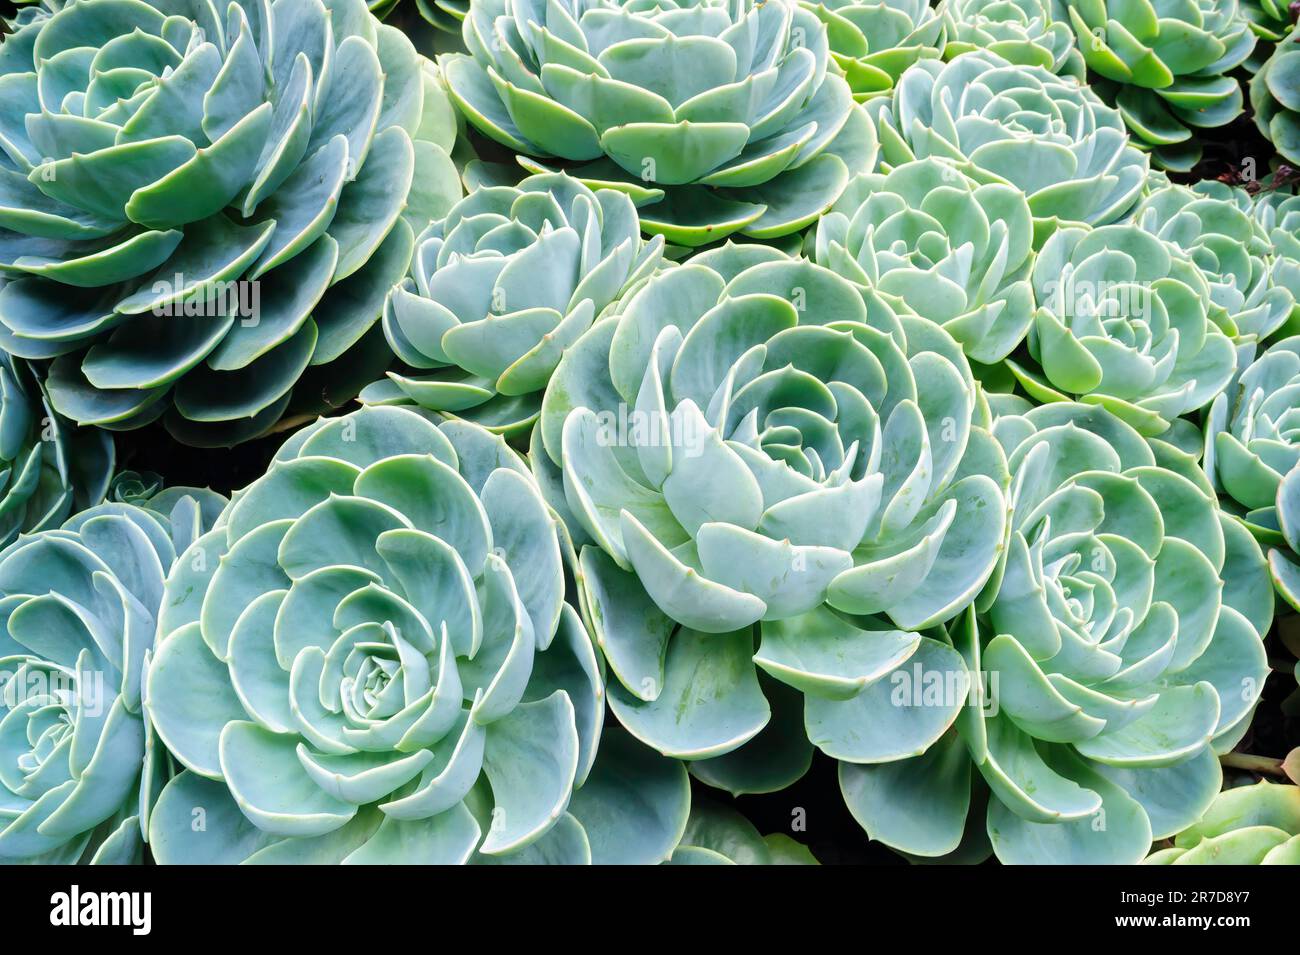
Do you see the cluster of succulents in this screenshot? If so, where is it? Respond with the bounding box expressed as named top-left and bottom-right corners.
top-left (1, 0), bottom-right (1299, 868)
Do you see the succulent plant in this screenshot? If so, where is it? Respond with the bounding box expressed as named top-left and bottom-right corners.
top-left (144, 405), bottom-right (623, 863)
top-left (814, 157), bottom-right (1036, 364)
top-left (0, 0), bottom-right (462, 447)
top-left (805, 0), bottom-right (945, 101)
top-left (1007, 223), bottom-right (1237, 436)
top-left (1136, 181), bottom-right (1295, 345)
top-left (839, 400), bottom-right (1272, 864)
top-left (1251, 26), bottom-right (1300, 166)
top-left (1242, 0), bottom-right (1298, 42)
top-left (107, 470), bottom-right (164, 506)
top-left (1147, 781), bottom-right (1300, 863)
top-left (0, 488), bottom-right (224, 864)
top-left (869, 51), bottom-right (1148, 245)
top-left (1205, 335), bottom-right (1300, 531)
top-left (535, 242), bottom-right (1008, 782)
top-left (414, 0), bottom-right (471, 31)
top-left (441, 0), bottom-right (878, 247)
top-left (1252, 187), bottom-right (1300, 340)
top-left (0, 350), bottom-right (113, 548)
top-left (669, 798), bottom-right (819, 863)
top-left (1065, 0), bottom-right (1257, 171)
top-left (360, 173), bottom-right (663, 438)
top-left (939, 0), bottom-right (1084, 77)
top-left (1205, 334), bottom-right (1300, 611)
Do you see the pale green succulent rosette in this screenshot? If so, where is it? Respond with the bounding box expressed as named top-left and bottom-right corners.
top-left (1251, 28), bottom-right (1300, 169)
top-left (0, 0), bottom-right (462, 447)
top-left (441, 0), bottom-right (878, 248)
top-left (537, 242), bottom-right (1009, 789)
top-left (1206, 335), bottom-right (1300, 610)
top-left (939, 0), bottom-right (1084, 77)
top-left (1251, 188), bottom-right (1300, 341)
top-left (1009, 223), bottom-right (1237, 437)
top-left (1205, 336), bottom-right (1300, 540)
top-left (107, 470), bottom-right (164, 506)
top-left (360, 173), bottom-right (664, 439)
top-left (839, 400), bottom-right (1272, 865)
top-left (144, 406), bottom-right (628, 863)
top-left (804, 0), bottom-right (945, 102)
top-left (0, 488), bottom-right (225, 864)
top-left (814, 157), bottom-right (1036, 364)
top-left (1147, 781), bottom-right (1300, 863)
top-left (1065, 0), bottom-right (1257, 172)
top-left (869, 51), bottom-right (1149, 246)
top-left (0, 350), bottom-right (114, 548)
top-left (1136, 182), bottom-right (1295, 346)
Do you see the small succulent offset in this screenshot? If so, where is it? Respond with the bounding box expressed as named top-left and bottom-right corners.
top-left (0, 488), bottom-right (224, 864)
top-left (839, 401), bottom-right (1272, 864)
top-left (441, 0), bottom-right (877, 247)
top-left (107, 470), bottom-right (164, 506)
top-left (0, 350), bottom-right (113, 548)
top-left (1250, 27), bottom-right (1300, 166)
top-left (1065, 0), bottom-right (1257, 171)
top-left (1147, 781), bottom-right (1300, 864)
top-left (537, 243), bottom-right (1008, 781)
top-left (145, 406), bottom-right (613, 863)
top-left (804, 0), bottom-right (945, 101)
top-left (0, 0), bottom-right (461, 446)
top-left (1008, 223), bottom-right (1237, 436)
top-left (814, 157), bottom-right (1036, 365)
top-left (1136, 181), bottom-right (1295, 345)
top-left (362, 173), bottom-right (664, 439)
top-left (939, 0), bottom-right (1084, 77)
top-left (869, 51), bottom-right (1149, 245)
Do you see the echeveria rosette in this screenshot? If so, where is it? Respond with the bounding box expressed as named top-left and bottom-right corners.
top-left (361, 173), bottom-right (664, 439)
top-left (1136, 181), bottom-right (1295, 346)
top-left (1065, 0), bottom-right (1256, 171)
top-left (537, 242), bottom-right (1009, 787)
top-left (869, 51), bottom-right (1149, 245)
top-left (1008, 223), bottom-right (1237, 437)
top-left (1203, 335), bottom-right (1300, 611)
top-left (1147, 780), bottom-right (1300, 863)
top-left (939, 0), bottom-right (1084, 77)
top-left (0, 0), bottom-right (462, 447)
top-left (107, 470), bottom-right (164, 506)
top-left (814, 157), bottom-right (1036, 365)
top-left (1252, 187), bottom-right (1300, 338)
top-left (1251, 27), bottom-right (1300, 166)
top-left (0, 350), bottom-right (113, 548)
top-left (804, 0), bottom-right (944, 101)
top-left (441, 0), bottom-right (878, 247)
top-left (0, 488), bottom-right (225, 864)
top-left (144, 405), bottom-right (618, 864)
top-left (839, 401), bottom-right (1273, 865)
